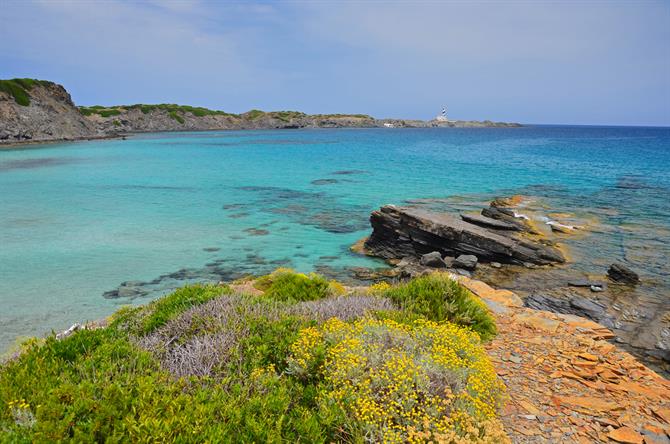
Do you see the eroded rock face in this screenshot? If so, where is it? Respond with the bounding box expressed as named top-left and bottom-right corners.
top-left (364, 205), bottom-right (565, 266)
top-left (0, 82), bottom-right (100, 144)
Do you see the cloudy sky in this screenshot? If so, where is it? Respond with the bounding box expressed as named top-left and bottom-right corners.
top-left (1, 0), bottom-right (669, 125)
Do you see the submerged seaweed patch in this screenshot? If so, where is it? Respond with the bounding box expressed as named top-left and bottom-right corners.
top-left (237, 185), bottom-right (369, 234)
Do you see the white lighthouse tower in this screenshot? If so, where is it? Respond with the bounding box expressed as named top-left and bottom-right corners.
top-left (435, 106), bottom-right (448, 122)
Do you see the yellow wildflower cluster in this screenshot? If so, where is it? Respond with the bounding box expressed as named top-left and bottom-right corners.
top-left (7, 399), bottom-right (30, 411)
top-left (328, 280), bottom-right (347, 296)
top-left (7, 399), bottom-right (36, 428)
top-left (288, 318), bottom-right (508, 443)
top-left (367, 281), bottom-right (391, 294)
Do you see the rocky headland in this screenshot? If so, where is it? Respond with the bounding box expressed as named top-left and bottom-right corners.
top-left (0, 78), bottom-right (521, 145)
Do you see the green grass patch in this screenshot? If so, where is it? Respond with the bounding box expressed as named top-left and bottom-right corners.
top-left (380, 272), bottom-right (497, 340)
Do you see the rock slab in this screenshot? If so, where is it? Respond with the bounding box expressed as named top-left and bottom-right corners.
top-left (364, 205), bottom-right (565, 266)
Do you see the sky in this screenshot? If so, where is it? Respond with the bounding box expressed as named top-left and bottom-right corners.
top-left (1, 0), bottom-right (669, 126)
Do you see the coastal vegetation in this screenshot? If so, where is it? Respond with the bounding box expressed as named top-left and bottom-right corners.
top-left (0, 78), bottom-right (54, 106)
top-left (78, 104), bottom-right (239, 119)
top-left (0, 270), bottom-right (506, 442)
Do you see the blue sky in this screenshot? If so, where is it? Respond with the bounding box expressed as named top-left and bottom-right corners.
top-left (1, 0), bottom-right (669, 125)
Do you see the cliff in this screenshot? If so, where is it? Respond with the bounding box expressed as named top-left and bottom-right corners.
top-left (0, 79), bottom-right (100, 144)
top-left (0, 78), bottom-right (522, 145)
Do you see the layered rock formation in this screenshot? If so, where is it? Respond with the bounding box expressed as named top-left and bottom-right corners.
top-left (364, 205), bottom-right (565, 266)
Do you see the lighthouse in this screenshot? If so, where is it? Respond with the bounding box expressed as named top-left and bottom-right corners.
top-left (435, 106), bottom-right (448, 122)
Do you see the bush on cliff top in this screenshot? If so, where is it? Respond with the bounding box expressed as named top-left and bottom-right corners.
top-left (381, 272), bottom-right (498, 341)
top-left (0, 78), bottom-right (53, 106)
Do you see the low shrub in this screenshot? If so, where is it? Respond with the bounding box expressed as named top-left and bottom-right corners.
top-left (381, 272), bottom-right (497, 340)
top-left (139, 284), bottom-right (231, 334)
top-left (254, 269), bottom-right (335, 302)
top-left (287, 317), bottom-right (508, 443)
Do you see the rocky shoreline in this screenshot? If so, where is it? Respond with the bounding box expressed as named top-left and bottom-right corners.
top-left (0, 78), bottom-right (522, 145)
top-left (354, 196), bottom-right (670, 376)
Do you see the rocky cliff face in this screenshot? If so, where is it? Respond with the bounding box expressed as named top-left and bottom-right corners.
top-left (0, 80), bottom-right (100, 144)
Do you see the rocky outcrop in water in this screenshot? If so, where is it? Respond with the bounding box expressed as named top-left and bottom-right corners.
top-left (364, 205), bottom-right (565, 266)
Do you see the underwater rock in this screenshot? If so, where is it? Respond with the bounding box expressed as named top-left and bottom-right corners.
top-left (330, 170), bottom-right (369, 175)
top-left (311, 178), bottom-right (338, 185)
top-left (244, 228), bottom-right (270, 236)
top-left (608, 263), bottom-right (640, 284)
top-left (364, 205), bottom-right (565, 266)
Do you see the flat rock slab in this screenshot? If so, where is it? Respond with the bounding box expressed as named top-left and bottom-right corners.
top-left (461, 213), bottom-right (521, 231)
top-left (365, 205), bottom-right (565, 266)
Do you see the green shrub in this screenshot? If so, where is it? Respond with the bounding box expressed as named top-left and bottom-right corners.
top-left (168, 110), bottom-right (185, 124)
top-left (381, 272), bottom-right (497, 340)
top-left (254, 269), bottom-right (334, 302)
top-left (246, 109), bottom-right (265, 120)
top-left (0, 80), bottom-right (31, 106)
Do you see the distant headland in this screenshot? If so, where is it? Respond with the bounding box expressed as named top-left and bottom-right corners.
top-left (0, 78), bottom-right (521, 145)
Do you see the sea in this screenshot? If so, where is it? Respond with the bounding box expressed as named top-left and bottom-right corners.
top-left (1, 126), bottom-right (669, 353)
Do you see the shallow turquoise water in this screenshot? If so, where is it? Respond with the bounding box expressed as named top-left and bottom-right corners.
top-left (1, 126), bottom-right (669, 350)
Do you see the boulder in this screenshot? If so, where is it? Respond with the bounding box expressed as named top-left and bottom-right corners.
top-left (453, 254), bottom-right (478, 270)
top-left (608, 263), bottom-right (640, 284)
top-left (419, 251), bottom-right (446, 268)
top-left (364, 205), bottom-right (565, 266)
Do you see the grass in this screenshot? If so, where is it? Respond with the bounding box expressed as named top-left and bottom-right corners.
top-left (380, 272), bottom-right (498, 341)
top-left (0, 78), bottom-right (53, 106)
top-left (0, 272), bottom-right (504, 442)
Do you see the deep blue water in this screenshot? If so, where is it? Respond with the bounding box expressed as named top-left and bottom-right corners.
top-left (1, 126), bottom-right (669, 351)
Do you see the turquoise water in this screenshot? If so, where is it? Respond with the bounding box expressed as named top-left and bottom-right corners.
top-left (1, 126), bottom-right (669, 351)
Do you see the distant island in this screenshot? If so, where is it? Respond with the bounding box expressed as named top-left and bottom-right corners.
top-left (0, 78), bottom-right (521, 145)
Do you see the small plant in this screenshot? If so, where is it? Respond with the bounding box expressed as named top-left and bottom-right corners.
top-left (381, 272), bottom-right (497, 340)
top-left (254, 269), bottom-right (337, 302)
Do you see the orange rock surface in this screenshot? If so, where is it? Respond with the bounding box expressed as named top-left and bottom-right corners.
top-left (458, 275), bottom-right (670, 443)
